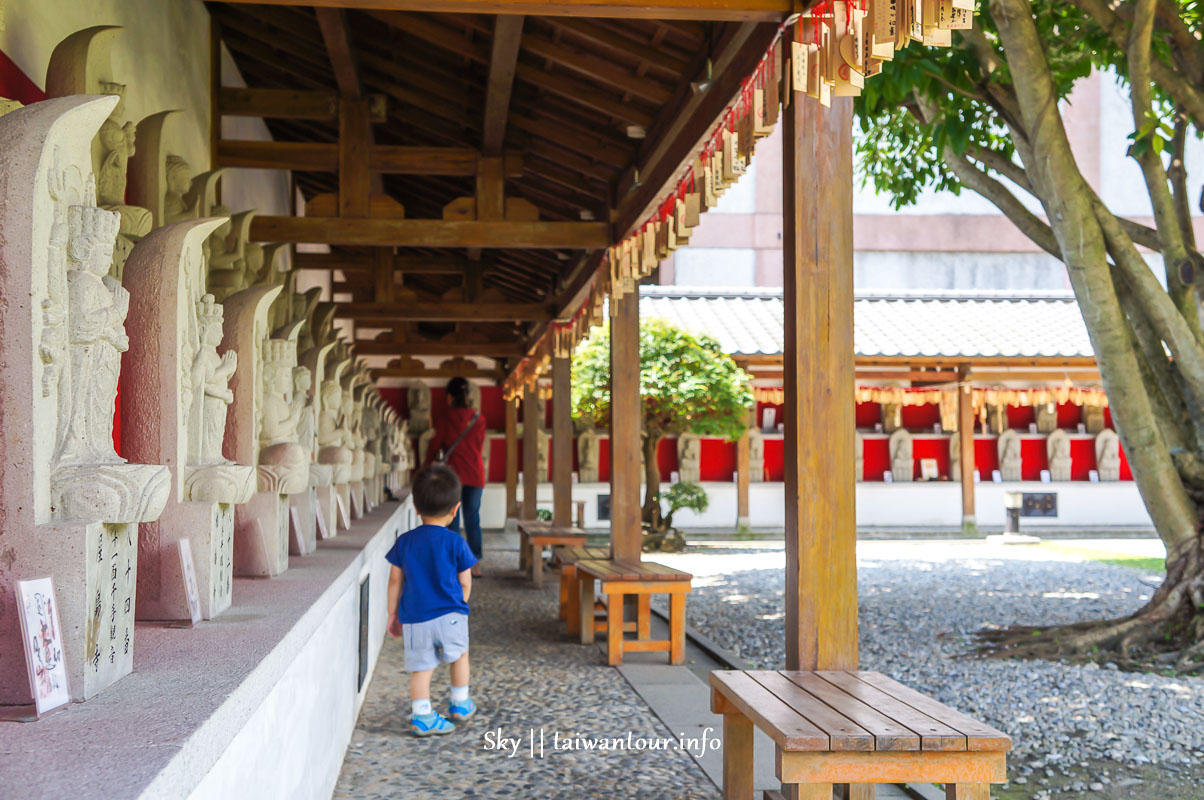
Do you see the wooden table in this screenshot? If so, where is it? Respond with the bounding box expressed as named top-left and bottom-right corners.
top-left (710, 670), bottom-right (1011, 800)
top-left (576, 559), bottom-right (692, 666)
top-left (516, 520), bottom-right (586, 587)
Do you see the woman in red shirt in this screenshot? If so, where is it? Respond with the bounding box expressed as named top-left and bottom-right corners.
top-left (424, 377), bottom-right (486, 575)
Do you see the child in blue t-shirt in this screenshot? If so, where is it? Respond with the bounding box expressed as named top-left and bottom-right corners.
top-left (386, 464), bottom-right (479, 736)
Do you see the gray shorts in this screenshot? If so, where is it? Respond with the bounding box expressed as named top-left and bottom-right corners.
top-left (402, 612), bottom-right (469, 673)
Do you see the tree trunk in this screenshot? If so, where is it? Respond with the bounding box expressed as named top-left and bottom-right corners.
top-left (641, 433), bottom-right (661, 525)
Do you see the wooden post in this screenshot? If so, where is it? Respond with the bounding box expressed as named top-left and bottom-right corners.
top-left (781, 82), bottom-right (858, 671)
top-left (958, 364), bottom-right (977, 534)
top-left (736, 428), bottom-right (750, 530)
top-left (552, 354), bottom-right (573, 527)
top-left (609, 290), bottom-right (642, 562)
top-left (522, 386), bottom-right (539, 520)
top-left (505, 396), bottom-right (518, 518)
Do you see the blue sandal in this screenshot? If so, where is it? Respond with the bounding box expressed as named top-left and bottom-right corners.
top-left (411, 712), bottom-right (456, 736)
top-left (449, 697), bottom-right (476, 721)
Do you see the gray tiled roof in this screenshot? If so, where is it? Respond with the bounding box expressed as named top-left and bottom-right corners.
top-left (639, 287), bottom-right (1094, 359)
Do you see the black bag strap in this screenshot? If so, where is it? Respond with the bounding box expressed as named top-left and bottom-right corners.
top-left (438, 410), bottom-right (480, 462)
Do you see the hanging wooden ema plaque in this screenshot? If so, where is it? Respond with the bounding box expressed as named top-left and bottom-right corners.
top-left (640, 222), bottom-right (657, 275)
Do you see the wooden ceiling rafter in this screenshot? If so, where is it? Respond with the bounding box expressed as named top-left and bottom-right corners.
top-left (206, 1), bottom-right (799, 23)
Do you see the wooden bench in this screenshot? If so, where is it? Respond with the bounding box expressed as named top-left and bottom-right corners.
top-left (575, 559), bottom-right (692, 666)
top-left (710, 670), bottom-right (1011, 800)
top-left (559, 545), bottom-right (610, 634)
top-left (516, 520), bottom-right (586, 588)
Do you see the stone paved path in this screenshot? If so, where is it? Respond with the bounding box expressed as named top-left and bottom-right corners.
top-left (334, 548), bottom-right (719, 800)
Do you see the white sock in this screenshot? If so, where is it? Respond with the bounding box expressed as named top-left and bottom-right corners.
top-left (412, 698), bottom-right (432, 716)
top-left (450, 684), bottom-right (470, 703)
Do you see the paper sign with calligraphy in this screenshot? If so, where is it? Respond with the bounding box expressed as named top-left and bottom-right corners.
top-left (16, 578), bottom-right (71, 715)
top-left (178, 540), bottom-right (202, 626)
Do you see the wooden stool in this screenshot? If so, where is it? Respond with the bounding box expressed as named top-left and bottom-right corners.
top-left (576, 559), bottom-right (692, 666)
top-left (710, 670), bottom-right (1011, 800)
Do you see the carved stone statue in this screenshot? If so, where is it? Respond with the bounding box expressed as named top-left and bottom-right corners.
top-left (94, 83), bottom-right (151, 276)
top-left (418, 427), bottom-right (436, 465)
top-left (318, 377), bottom-right (353, 485)
top-left (998, 429), bottom-right (1022, 481)
top-left (748, 427), bottom-right (765, 483)
top-left (854, 430), bottom-right (863, 482)
top-left (1036, 402), bottom-right (1058, 434)
top-left (256, 337), bottom-right (309, 498)
top-left (949, 433), bottom-right (961, 482)
top-left (677, 432), bottom-right (702, 484)
top-left (1083, 404), bottom-right (1105, 434)
top-left (578, 429), bottom-right (600, 483)
top-left (881, 403), bottom-right (902, 433)
top-left (537, 427), bottom-right (551, 483)
top-left (986, 404), bottom-right (1008, 435)
top-left (188, 295), bottom-right (238, 466)
top-left (1047, 429), bottom-right (1071, 481)
top-left (294, 366), bottom-right (315, 455)
top-left (1096, 429), bottom-right (1121, 481)
top-left (889, 428), bottom-right (913, 482)
top-left (408, 383), bottom-right (432, 434)
top-left (467, 382), bottom-right (481, 411)
top-left (164, 155), bottom-right (199, 224)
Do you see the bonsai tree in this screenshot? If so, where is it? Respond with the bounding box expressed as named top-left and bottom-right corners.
top-left (571, 316), bottom-right (753, 524)
top-left (643, 482), bottom-right (709, 553)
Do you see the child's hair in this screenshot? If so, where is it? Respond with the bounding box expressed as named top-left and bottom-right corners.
top-left (412, 464), bottom-right (462, 518)
top-left (445, 376), bottom-right (471, 409)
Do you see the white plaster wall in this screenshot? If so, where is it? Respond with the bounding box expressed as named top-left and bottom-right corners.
top-left (481, 482), bottom-right (1152, 530)
top-left (170, 499), bottom-right (409, 800)
top-left (853, 251), bottom-right (1071, 292)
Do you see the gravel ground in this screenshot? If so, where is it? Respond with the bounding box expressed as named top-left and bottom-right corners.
top-left (652, 541), bottom-right (1204, 799)
top-left (334, 547), bottom-right (717, 800)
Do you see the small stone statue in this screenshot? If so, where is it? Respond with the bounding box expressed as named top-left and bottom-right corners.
top-left (881, 403), bottom-right (902, 433)
top-left (56, 205), bottom-right (127, 466)
top-left (293, 366), bottom-right (315, 455)
top-left (577, 429), bottom-right (600, 483)
top-left (748, 427), bottom-right (765, 483)
top-left (1036, 402), bottom-right (1058, 434)
top-left (95, 83), bottom-right (152, 276)
top-left (408, 383), bottom-right (432, 434)
top-left (164, 155), bottom-right (199, 224)
top-left (998, 429), bottom-right (1022, 481)
top-left (418, 428), bottom-right (435, 465)
top-left (1096, 429), bottom-right (1121, 481)
top-left (889, 428), bottom-right (913, 482)
top-left (188, 294), bottom-right (237, 466)
top-left (677, 432), bottom-right (702, 483)
top-left (987, 404), bottom-right (1008, 435)
top-left (259, 340), bottom-right (303, 449)
top-left (1047, 429), bottom-right (1071, 481)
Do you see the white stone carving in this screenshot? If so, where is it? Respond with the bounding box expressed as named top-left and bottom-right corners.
top-left (889, 428), bottom-right (913, 482)
top-left (677, 432), bottom-right (702, 484)
top-left (408, 383), bottom-right (432, 434)
top-left (124, 217), bottom-right (256, 624)
top-left (0, 96), bottom-right (169, 704)
top-left (998, 429), bottom-right (1022, 481)
top-left (986, 404), bottom-right (1008, 435)
top-left (577, 429), bottom-right (600, 483)
top-left (1096, 429), bottom-right (1121, 481)
top-left (1047, 429), bottom-right (1071, 481)
top-left (749, 427), bottom-right (765, 483)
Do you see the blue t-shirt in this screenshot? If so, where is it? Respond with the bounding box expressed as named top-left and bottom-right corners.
top-left (385, 525), bottom-right (478, 624)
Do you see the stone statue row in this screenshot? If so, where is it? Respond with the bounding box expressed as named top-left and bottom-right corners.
top-left (879, 428), bottom-right (1122, 483)
top-left (0, 92), bottom-right (411, 708)
top-left (880, 399), bottom-right (1107, 436)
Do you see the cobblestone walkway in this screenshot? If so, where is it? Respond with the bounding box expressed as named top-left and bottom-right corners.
top-left (334, 549), bottom-right (719, 800)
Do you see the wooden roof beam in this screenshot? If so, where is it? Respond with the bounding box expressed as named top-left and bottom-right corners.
top-left (251, 217), bottom-right (610, 248)
top-left (336, 302), bottom-right (554, 322)
top-left (315, 7), bottom-right (362, 98)
top-left (352, 340), bottom-right (524, 357)
top-left (371, 365), bottom-right (504, 380)
top-left (482, 15), bottom-right (524, 155)
top-left (217, 141), bottom-right (523, 176)
top-left (208, 1), bottom-right (799, 22)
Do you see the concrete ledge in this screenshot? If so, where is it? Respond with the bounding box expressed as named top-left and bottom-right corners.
top-left (0, 499), bottom-right (412, 800)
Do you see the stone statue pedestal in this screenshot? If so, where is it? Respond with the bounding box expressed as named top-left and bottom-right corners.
top-left (236, 447), bottom-right (308, 576)
top-left (319, 446), bottom-right (352, 533)
top-left (291, 464), bottom-right (331, 554)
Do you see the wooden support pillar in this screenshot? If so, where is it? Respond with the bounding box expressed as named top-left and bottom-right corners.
top-left (523, 386), bottom-right (539, 519)
top-left (610, 290), bottom-right (641, 562)
top-left (958, 364), bottom-right (977, 534)
top-left (781, 84), bottom-right (857, 671)
top-left (552, 354), bottom-right (573, 527)
top-left (736, 428), bottom-right (750, 530)
top-left (373, 246), bottom-right (394, 303)
top-left (338, 98), bottom-right (372, 218)
top-left (505, 396), bottom-right (518, 518)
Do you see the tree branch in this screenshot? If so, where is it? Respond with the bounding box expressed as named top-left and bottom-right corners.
top-left (966, 144), bottom-right (1034, 194)
top-left (1069, 0), bottom-right (1204, 130)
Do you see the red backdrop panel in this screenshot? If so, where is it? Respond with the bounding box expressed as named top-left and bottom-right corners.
top-left (911, 437), bottom-right (949, 479)
top-left (862, 438), bottom-right (890, 481)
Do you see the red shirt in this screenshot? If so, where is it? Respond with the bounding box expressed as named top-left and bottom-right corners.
top-left (425, 407), bottom-right (486, 488)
